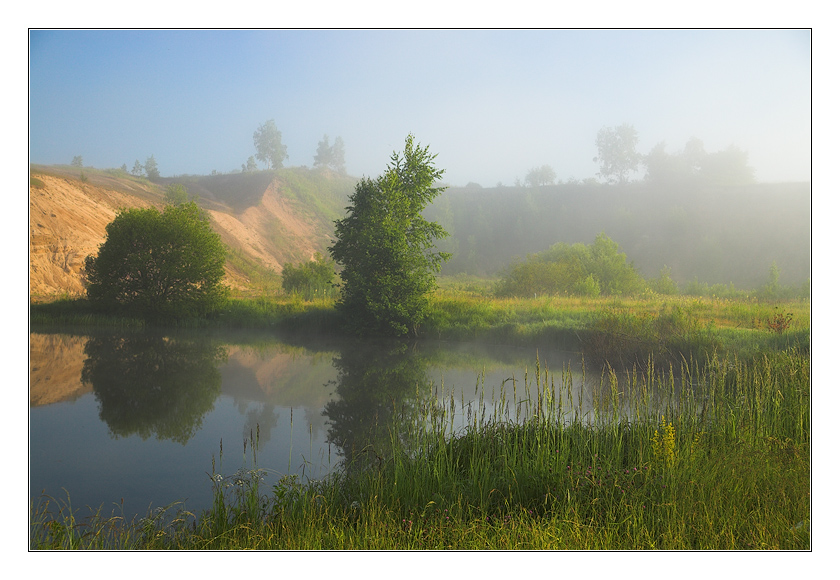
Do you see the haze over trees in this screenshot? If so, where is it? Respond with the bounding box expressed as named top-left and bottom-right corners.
top-left (144, 155), bottom-right (160, 180)
top-left (314, 135), bottom-right (346, 174)
top-left (241, 155), bottom-right (258, 173)
top-left (329, 134), bottom-right (450, 337)
top-left (495, 233), bottom-right (645, 298)
top-left (525, 165), bottom-right (556, 187)
top-left (594, 124), bottom-right (642, 184)
top-left (644, 137), bottom-right (754, 186)
top-left (253, 119), bottom-right (288, 170)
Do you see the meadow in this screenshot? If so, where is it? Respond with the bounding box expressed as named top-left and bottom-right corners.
top-left (29, 285), bottom-right (810, 550)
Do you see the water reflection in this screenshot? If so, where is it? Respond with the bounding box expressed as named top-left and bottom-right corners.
top-left (323, 340), bottom-right (428, 472)
top-left (81, 333), bottom-right (227, 444)
top-left (32, 329), bottom-right (592, 520)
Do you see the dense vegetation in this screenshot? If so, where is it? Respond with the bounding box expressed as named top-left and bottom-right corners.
top-left (281, 252), bottom-right (337, 300)
top-left (495, 233), bottom-right (645, 298)
top-left (31, 344), bottom-right (809, 549)
top-left (83, 202), bottom-right (228, 318)
top-left (30, 152), bottom-right (810, 550)
top-left (426, 180), bottom-right (810, 290)
top-left (329, 135), bottom-right (450, 337)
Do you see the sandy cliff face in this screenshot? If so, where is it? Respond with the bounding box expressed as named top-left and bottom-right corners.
top-left (207, 180), bottom-right (326, 280)
top-left (29, 333), bottom-right (92, 406)
top-left (29, 169), bottom-right (336, 299)
top-left (29, 175), bottom-right (157, 298)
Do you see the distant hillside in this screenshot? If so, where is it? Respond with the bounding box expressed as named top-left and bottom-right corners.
top-left (29, 165), bottom-right (356, 299)
top-left (427, 180), bottom-right (811, 289)
top-left (29, 164), bottom-right (811, 301)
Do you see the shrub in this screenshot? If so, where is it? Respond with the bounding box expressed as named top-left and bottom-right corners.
top-left (281, 252), bottom-right (337, 300)
top-left (84, 202), bottom-right (228, 318)
top-left (496, 233), bottom-right (644, 298)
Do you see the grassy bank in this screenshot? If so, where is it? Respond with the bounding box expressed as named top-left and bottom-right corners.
top-left (30, 347), bottom-right (810, 549)
top-left (31, 291), bottom-right (809, 354)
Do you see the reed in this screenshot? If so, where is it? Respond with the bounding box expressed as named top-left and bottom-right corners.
top-left (31, 346), bottom-right (809, 550)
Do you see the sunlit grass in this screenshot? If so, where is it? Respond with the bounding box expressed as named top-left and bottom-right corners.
top-left (31, 290), bottom-right (809, 363)
top-left (31, 347), bottom-right (810, 550)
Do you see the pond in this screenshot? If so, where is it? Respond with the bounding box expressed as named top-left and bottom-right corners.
top-left (30, 328), bottom-right (636, 523)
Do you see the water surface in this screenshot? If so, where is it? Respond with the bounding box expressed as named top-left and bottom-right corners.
top-left (30, 329), bottom-right (589, 522)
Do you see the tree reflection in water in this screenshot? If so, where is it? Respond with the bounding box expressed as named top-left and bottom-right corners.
top-left (323, 340), bottom-right (429, 473)
top-left (82, 333), bottom-right (227, 444)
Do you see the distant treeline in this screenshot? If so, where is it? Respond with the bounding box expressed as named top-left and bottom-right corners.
top-left (427, 181), bottom-right (810, 290)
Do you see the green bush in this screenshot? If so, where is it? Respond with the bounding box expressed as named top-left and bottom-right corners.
top-left (281, 252), bottom-right (337, 300)
top-left (648, 266), bottom-right (679, 295)
top-left (496, 233), bottom-right (644, 298)
top-left (84, 202), bottom-right (228, 318)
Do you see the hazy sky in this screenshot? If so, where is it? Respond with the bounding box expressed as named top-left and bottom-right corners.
top-left (29, 29), bottom-right (811, 186)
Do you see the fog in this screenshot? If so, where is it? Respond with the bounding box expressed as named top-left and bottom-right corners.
top-left (28, 30), bottom-right (811, 186)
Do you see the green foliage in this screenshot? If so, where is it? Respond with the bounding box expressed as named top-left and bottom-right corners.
top-left (164, 183), bottom-right (190, 205)
top-left (71, 155), bottom-right (83, 167)
top-left (253, 119), bottom-right (288, 170)
top-left (131, 160), bottom-right (143, 176)
top-left (649, 265), bottom-right (679, 295)
top-left (496, 233), bottom-right (644, 298)
top-left (762, 261), bottom-right (781, 298)
top-left (329, 134), bottom-right (450, 336)
top-left (575, 273), bottom-right (601, 297)
top-left (31, 348), bottom-right (809, 550)
top-left (84, 202), bottom-right (228, 318)
top-left (282, 252), bottom-right (337, 300)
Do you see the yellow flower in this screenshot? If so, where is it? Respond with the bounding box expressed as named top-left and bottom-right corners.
top-left (651, 416), bottom-right (676, 466)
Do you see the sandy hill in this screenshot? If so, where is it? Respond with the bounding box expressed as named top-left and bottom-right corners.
top-left (29, 165), bottom-right (356, 300)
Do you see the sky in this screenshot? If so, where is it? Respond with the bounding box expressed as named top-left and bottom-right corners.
top-left (29, 29), bottom-right (812, 186)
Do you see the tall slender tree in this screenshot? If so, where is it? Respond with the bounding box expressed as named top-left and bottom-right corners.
top-left (329, 134), bottom-right (450, 336)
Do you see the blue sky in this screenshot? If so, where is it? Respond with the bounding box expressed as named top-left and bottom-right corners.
top-left (29, 29), bottom-right (811, 186)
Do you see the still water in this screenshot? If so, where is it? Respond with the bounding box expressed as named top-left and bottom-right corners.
top-left (30, 329), bottom-right (594, 522)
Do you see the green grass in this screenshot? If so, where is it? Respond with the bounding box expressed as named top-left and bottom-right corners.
top-left (31, 347), bottom-right (810, 550)
top-left (31, 291), bottom-right (809, 359)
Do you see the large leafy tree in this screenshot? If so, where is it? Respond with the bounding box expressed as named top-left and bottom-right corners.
top-left (329, 134), bottom-right (450, 336)
top-left (84, 202), bottom-right (228, 318)
top-left (253, 119), bottom-right (288, 169)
